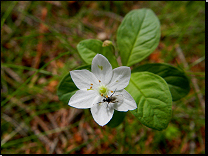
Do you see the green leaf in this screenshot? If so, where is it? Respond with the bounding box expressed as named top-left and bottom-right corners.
top-left (77, 39), bottom-right (118, 68)
top-left (132, 63), bottom-right (190, 101)
top-left (117, 8), bottom-right (160, 66)
top-left (57, 65), bottom-right (91, 104)
top-left (126, 72), bottom-right (172, 131)
top-left (107, 111), bottom-right (127, 128)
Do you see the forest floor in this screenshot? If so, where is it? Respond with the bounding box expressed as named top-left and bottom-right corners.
top-left (1, 1), bottom-right (205, 154)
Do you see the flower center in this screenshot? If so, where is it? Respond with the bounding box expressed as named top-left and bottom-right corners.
top-left (98, 85), bottom-right (108, 96)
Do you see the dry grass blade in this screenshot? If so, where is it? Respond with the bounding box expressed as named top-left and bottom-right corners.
top-left (2, 67), bottom-right (23, 83)
top-left (175, 44), bottom-right (205, 115)
top-left (2, 113), bottom-right (28, 137)
top-left (1, 122), bottom-right (27, 146)
top-left (92, 10), bottom-right (123, 22)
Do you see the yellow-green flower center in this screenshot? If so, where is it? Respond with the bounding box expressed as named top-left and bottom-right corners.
top-left (99, 85), bottom-right (108, 96)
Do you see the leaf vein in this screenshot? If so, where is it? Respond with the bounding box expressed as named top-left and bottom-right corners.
top-left (127, 9), bottom-right (147, 65)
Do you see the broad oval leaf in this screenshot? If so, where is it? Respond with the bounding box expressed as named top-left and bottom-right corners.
top-left (126, 72), bottom-right (172, 131)
top-left (132, 63), bottom-right (190, 101)
top-left (57, 65), bottom-right (91, 104)
top-left (77, 39), bottom-right (118, 68)
top-left (117, 8), bottom-right (160, 66)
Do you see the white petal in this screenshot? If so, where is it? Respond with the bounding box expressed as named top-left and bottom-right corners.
top-left (68, 89), bottom-right (101, 109)
top-left (70, 70), bottom-right (99, 90)
top-left (108, 66), bottom-right (131, 91)
top-left (113, 89), bottom-right (137, 111)
top-left (90, 102), bottom-right (114, 126)
top-left (91, 54), bottom-right (113, 85)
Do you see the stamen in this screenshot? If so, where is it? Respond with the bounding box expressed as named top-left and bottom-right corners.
top-left (106, 95), bottom-right (108, 98)
top-left (99, 80), bottom-right (101, 83)
top-left (111, 91), bottom-right (113, 93)
top-left (90, 86), bottom-right (92, 89)
top-left (101, 93), bottom-right (103, 96)
top-left (91, 83), bottom-right (93, 85)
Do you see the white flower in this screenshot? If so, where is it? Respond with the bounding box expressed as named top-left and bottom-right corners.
top-left (68, 54), bottom-right (137, 126)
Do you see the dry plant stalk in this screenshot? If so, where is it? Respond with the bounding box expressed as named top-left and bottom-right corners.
top-left (175, 44), bottom-right (205, 115)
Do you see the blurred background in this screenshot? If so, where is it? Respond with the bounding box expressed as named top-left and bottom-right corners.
top-left (1, 1), bottom-right (205, 154)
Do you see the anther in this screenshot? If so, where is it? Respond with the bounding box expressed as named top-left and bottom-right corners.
top-left (91, 83), bottom-right (93, 85)
top-left (90, 86), bottom-right (92, 89)
top-left (106, 95), bottom-right (108, 98)
top-left (111, 91), bottom-right (113, 93)
top-left (99, 80), bottom-right (101, 83)
top-left (101, 93), bottom-right (103, 96)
